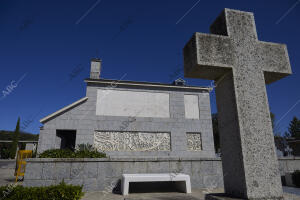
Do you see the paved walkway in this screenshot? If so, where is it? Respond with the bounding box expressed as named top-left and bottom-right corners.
top-left (82, 189), bottom-right (223, 200)
top-left (0, 163), bottom-right (300, 200)
top-left (283, 186), bottom-right (300, 197)
top-left (0, 160), bottom-right (16, 186)
top-left (82, 188), bottom-right (300, 200)
top-left (0, 168), bottom-right (16, 186)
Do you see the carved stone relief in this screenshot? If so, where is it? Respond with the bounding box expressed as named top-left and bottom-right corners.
top-left (187, 133), bottom-right (202, 151)
top-left (94, 131), bottom-right (171, 151)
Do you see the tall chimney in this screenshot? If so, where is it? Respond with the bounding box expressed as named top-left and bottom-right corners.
top-left (90, 58), bottom-right (101, 79)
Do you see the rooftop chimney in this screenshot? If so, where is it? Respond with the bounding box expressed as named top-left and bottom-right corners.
top-left (90, 58), bottom-right (101, 79)
top-left (172, 78), bottom-right (186, 86)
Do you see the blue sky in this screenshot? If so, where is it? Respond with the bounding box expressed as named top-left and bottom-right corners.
top-left (0, 0), bottom-right (299, 135)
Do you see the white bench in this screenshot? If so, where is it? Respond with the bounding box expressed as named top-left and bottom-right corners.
top-left (121, 173), bottom-right (191, 195)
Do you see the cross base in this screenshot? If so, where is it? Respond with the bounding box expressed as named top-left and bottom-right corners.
top-left (205, 193), bottom-right (284, 200)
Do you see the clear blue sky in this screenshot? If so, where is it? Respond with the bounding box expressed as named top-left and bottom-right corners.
top-left (0, 0), bottom-right (299, 135)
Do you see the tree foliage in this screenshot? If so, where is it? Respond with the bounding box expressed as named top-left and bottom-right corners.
top-left (0, 128), bottom-right (38, 159)
top-left (9, 118), bottom-right (20, 159)
top-left (0, 130), bottom-right (38, 141)
top-left (287, 116), bottom-right (300, 139)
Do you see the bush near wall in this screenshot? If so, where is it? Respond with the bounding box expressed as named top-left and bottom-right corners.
top-left (0, 181), bottom-right (84, 200)
top-left (292, 170), bottom-right (300, 187)
top-left (39, 146), bottom-right (106, 158)
top-left (0, 143), bottom-right (11, 159)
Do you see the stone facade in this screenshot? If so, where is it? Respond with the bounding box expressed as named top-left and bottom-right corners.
top-left (23, 157), bottom-right (300, 192)
top-left (24, 157), bottom-right (224, 192)
top-left (38, 77), bottom-right (215, 158)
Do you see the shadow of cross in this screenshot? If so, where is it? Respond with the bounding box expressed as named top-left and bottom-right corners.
top-left (183, 9), bottom-right (292, 199)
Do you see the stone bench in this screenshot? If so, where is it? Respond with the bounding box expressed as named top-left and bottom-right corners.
top-left (121, 173), bottom-right (192, 195)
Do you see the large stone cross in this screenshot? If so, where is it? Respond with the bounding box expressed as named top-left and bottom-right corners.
top-left (183, 9), bottom-right (292, 199)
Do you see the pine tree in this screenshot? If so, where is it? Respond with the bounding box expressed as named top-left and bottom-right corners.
top-left (288, 116), bottom-right (300, 139)
top-left (9, 117), bottom-right (20, 159)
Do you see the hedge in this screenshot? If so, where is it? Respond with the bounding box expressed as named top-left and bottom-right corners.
top-left (38, 144), bottom-right (106, 158)
top-left (0, 181), bottom-right (84, 200)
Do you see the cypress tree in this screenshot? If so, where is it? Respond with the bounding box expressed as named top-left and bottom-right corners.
top-left (9, 117), bottom-right (20, 159)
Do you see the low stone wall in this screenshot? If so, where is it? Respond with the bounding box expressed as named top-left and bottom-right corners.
top-left (0, 160), bottom-right (15, 169)
top-left (23, 157), bottom-right (223, 192)
top-left (278, 157), bottom-right (300, 187)
top-left (23, 157), bottom-right (300, 192)
top-left (278, 157), bottom-right (300, 175)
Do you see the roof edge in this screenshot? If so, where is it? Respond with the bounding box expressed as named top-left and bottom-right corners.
top-left (40, 97), bottom-right (88, 124)
top-left (84, 78), bottom-right (212, 91)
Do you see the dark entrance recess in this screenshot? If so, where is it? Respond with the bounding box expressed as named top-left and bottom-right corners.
top-left (129, 181), bottom-right (184, 194)
top-left (56, 130), bottom-right (76, 150)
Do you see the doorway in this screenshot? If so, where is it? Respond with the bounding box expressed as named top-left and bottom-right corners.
top-left (56, 130), bottom-right (76, 150)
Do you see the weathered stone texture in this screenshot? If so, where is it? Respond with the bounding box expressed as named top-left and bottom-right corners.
top-left (94, 131), bottom-right (171, 152)
top-left (23, 158), bottom-right (300, 192)
top-left (24, 158), bottom-right (223, 192)
top-left (184, 8), bottom-right (292, 200)
top-left (38, 84), bottom-right (215, 158)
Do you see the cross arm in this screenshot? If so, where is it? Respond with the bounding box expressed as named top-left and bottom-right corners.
top-left (183, 32), bottom-right (234, 80)
top-left (257, 41), bottom-right (292, 84)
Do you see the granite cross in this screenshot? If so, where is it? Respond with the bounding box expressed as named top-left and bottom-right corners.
top-left (183, 9), bottom-right (292, 199)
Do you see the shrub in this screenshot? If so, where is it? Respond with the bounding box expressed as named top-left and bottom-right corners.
top-left (0, 144), bottom-right (11, 159)
top-left (39, 149), bottom-right (74, 158)
top-left (39, 144), bottom-right (106, 158)
top-left (292, 170), bottom-right (300, 187)
top-left (76, 143), bottom-right (94, 151)
top-left (0, 180), bottom-right (84, 200)
top-left (73, 149), bottom-right (106, 158)
top-left (74, 143), bottom-right (106, 158)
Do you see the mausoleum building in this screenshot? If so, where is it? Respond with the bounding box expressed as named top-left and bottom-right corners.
top-left (37, 58), bottom-right (216, 158)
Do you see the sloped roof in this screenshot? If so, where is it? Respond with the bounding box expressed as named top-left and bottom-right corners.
top-left (40, 97), bottom-right (88, 123)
